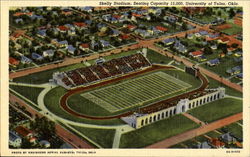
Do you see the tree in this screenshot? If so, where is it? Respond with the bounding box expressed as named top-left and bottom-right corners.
top-left (204, 46), bottom-right (213, 55)
top-left (229, 8), bottom-right (236, 19)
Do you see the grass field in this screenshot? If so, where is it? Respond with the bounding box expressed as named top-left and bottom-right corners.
top-left (205, 131), bottom-right (221, 138)
top-left (188, 98), bottom-right (242, 123)
top-left (220, 23), bottom-right (242, 35)
top-left (146, 49), bottom-right (173, 64)
top-left (119, 114), bottom-right (199, 148)
top-left (44, 87), bottom-right (125, 125)
top-left (9, 85), bottom-right (44, 104)
top-left (81, 71), bottom-right (191, 113)
top-left (222, 123), bottom-right (242, 139)
top-left (69, 125), bottom-right (116, 148)
top-left (207, 76), bottom-right (242, 97)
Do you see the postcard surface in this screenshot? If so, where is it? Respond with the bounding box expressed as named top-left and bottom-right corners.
top-left (1, 0), bottom-right (249, 156)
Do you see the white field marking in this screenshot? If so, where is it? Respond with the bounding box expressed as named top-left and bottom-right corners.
top-left (81, 71), bottom-right (191, 112)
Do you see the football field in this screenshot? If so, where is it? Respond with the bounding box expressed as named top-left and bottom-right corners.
top-left (81, 71), bottom-right (191, 112)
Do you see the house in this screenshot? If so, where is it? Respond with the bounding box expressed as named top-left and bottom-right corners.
top-left (100, 40), bottom-right (110, 48)
top-left (226, 66), bottom-right (242, 75)
top-left (68, 29), bottom-right (76, 36)
top-left (57, 25), bottom-right (69, 33)
top-left (67, 45), bottom-right (76, 55)
top-left (73, 22), bottom-right (87, 29)
top-left (161, 38), bottom-right (175, 46)
top-left (218, 37), bottom-right (230, 44)
top-left (174, 41), bottom-right (187, 54)
top-left (58, 40), bottom-right (68, 48)
top-left (80, 6), bottom-right (93, 13)
top-left (197, 55), bottom-right (207, 62)
top-left (207, 33), bottom-right (219, 40)
top-left (127, 24), bottom-right (137, 31)
top-left (219, 53), bottom-right (226, 58)
top-left (134, 29), bottom-right (151, 38)
top-left (30, 15), bottom-right (44, 20)
top-left (155, 26), bottom-right (168, 33)
top-left (79, 43), bottom-right (90, 51)
top-left (207, 58), bottom-right (220, 66)
top-left (15, 126), bottom-right (33, 139)
top-left (21, 56), bottom-right (32, 64)
top-left (189, 50), bottom-right (203, 58)
top-left (61, 10), bottom-right (72, 16)
top-left (9, 57), bottom-right (20, 66)
top-left (85, 20), bottom-right (92, 25)
top-left (43, 50), bottom-right (55, 57)
top-left (199, 31), bottom-right (209, 37)
top-left (220, 133), bottom-right (237, 144)
top-left (97, 23), bottom-right (107, 30)
top-left (110, 17), bottom-right (118, 23)
top-left (111, 29), bottom-right (120, 37)
top-left (119, 34), bottom-right (130, 40)
top-left (209, 138), bottom-right (225, 148)
top-left (211, 45), bottom-right (218, 50)
top-left (64, 24), bottom-right (75, 30)
top-left (9, 131), bottom-right (22, 148)
top-left (15, 18), bottom-right (23, 24)
top-left (102, 14), bottom-right (112, 22)
top-left (37, 29), bottom-right (46, 38)
top-left (132, 13), bottom-right (142, 17)
top-left (187, 33), bottom-right (194, 39)
top-left (31, 53), bottom-right (43, 61)
top-left (197, 141), bottom-right (211, 149)
top-left (165, 16), bottom-right (177, 23)
top-left (96, 58), bottom-right (106, 64)
top-left (234, 56), bottom-right (242, 63)
top-left (234, 51), bottom-right (242, 57)
top-left (236, 73), bottom-right (243, 79)
top-left (39, 140), bottom-right (51, 148)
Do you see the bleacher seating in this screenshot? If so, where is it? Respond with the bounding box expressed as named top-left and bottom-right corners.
top-left (58, 53), bottom-right (151, 88)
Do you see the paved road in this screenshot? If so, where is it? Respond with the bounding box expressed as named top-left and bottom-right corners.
top-left (146, 112), bottom-right (242, 148)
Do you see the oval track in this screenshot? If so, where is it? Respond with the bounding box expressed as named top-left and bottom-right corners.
top-left (60, 65), bottom-right (208, 120)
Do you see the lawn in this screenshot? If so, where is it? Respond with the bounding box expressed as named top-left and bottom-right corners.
top-left (188, 98), bottom-right (242, 123)
top-left (44, 86), bottom-right (125, 125)
top-left (220, 23), bottom-right (242, 35)
top-left (9, 85), bottom-right (44, 104)
top-left (147, 49), bottom-right (173, 64)
top-left (205, 131), bottom-right (221, 138)
top-left (9, 90), bottom-right (41, 112)
top-left (207, 76), bottom-right (242, 97)
top-left (103, 49), bottom-right (138, 60)
top-left (182, 139), bottom-right (197, 148)
top-left (69, 125), bottom-right (116, 148)
top-left (223, 123), bottom-right (242, 139)
top-left (119, 114), bottom-right (199, 148)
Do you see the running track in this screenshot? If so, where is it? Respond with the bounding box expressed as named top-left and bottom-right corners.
top-left (60, 65), bottom-right (208, 120)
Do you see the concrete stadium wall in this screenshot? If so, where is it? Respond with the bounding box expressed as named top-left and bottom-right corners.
top-left (128, 88), bottom-right (226, 129)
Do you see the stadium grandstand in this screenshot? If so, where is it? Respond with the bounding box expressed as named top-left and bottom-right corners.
top-left (53, 53), bottom-right (151, 89)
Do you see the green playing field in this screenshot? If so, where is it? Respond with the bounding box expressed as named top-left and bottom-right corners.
top-left (81, 71), bottom-right (191, 112)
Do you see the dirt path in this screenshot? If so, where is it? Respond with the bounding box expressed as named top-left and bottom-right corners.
top-left (146, 112), bottom-right (242, 148)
